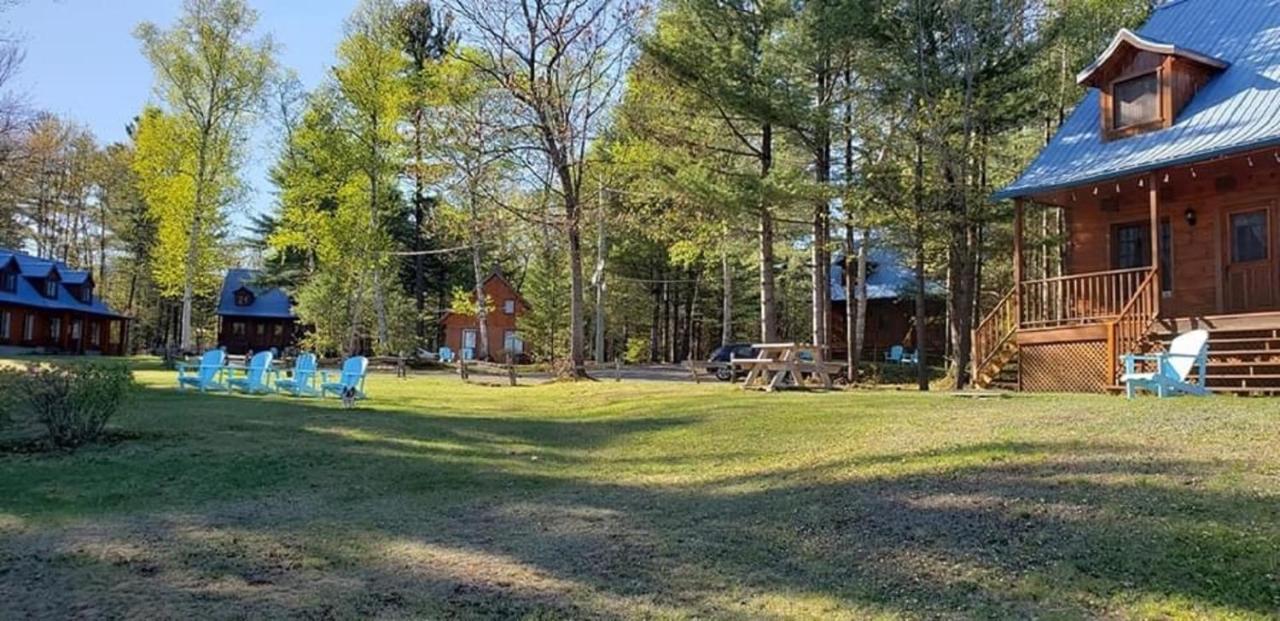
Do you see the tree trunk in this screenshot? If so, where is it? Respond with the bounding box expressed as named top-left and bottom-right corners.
top-left (469, 182), bottom-right (490, 361)
top-left (179, 139), bottom-right (209, 353)
top-left (721, 247), bottom-right (732, 346)
top-left (567, 199), bottom-right (587, 376)
top-left (758, 123), bottom-right (778, 343)
top-left (413, 106), bottom-right (427, 342)
top-left (914, 133), bottom-right (929, 391)
top-left (593, 198), bottom-right (607, 363)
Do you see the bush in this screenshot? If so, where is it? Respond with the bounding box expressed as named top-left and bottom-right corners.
top-left (17, 363), bottom-right (135, 449)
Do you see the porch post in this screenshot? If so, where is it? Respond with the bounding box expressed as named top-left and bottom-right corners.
top-left (1013, 198), bottom-right (1025, 328)
top-left (1148, 172), bottom-right (1161, 318)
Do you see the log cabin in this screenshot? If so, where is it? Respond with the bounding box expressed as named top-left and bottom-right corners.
top-left (0, 249), bottom-right (129, 355)
top-left (829, 246), bottom-right (946, 363)
top-left (215, 269), bottom-right (299, 355)
top-left (978, 0), bottom-right (1280, 394)
top-left (441, 272), bottom-right (529, 362)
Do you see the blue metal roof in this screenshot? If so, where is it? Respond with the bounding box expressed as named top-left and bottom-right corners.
top-left (216, 269), bottom-right (296, 319)
top-left (830, 246), bottom-right (945, 302)
top-left (996, 0), bottom-right (1280, 200)
top-left (0, 249), bottom-right (125, 318)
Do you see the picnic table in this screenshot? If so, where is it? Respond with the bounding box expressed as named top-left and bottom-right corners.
top-left (731, 342), bottom-right (842, 392)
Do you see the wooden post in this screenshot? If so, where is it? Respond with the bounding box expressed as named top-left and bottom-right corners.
top-left (688, 357), bottom-right (701, 384)
top-left (1013, 198), bottom-right (1025, 328)
top-left (505, 354), bottom-right (517, 387)
top-left (1148, 172), bottom-right (1161, 318)
top-left (458, 358), bottom-right (469, 382)
top-left (614, 357), bottom-right (621, 382)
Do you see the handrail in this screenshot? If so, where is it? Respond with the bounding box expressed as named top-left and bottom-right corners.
top-left (972, 288), bottom-right (1018, 379)
top-left (1107, 269), bottom-right (1160, 383)
top-left (1020, 267), bottom-right (1152, 329)
top-left (1020, 267), bottom-right (1150, 286)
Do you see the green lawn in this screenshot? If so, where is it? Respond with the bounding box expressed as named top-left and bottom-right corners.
top-left (1, 361), bottom-right (1277, 619)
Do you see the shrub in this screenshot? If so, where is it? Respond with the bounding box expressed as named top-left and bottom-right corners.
top-left (20, 363), bottom-right (135, 449)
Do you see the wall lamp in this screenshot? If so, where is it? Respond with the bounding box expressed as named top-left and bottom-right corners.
top-left (1184, 207), bottom-right (1198, 227)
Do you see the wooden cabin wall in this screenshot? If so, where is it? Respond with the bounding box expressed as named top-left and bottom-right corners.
top-left (1060, 156), bottom-right (1280, 319)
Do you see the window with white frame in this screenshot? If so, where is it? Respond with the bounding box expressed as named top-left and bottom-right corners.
top-left (23, 314), bottom-right (34, 341)
top-left (0, 311), bottom-right (10, 340)
top-left (503, 299), bottom-right (516, 315)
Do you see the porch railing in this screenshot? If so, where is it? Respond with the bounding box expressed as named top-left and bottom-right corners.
top-left (1107, 269), bottom-right (1161, 384)
top-left (1019, 267), bottom-right (1152, 329)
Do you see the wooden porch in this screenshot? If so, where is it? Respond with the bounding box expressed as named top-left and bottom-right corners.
top-left (975, 148), bottom-right (1280, 393)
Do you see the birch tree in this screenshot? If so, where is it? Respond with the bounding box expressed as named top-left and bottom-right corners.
top-left (135, 0), bottom-right (275, 352)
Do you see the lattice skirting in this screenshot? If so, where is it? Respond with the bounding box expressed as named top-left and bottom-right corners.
top-left (1020, 339), bottom-right (1110, 393)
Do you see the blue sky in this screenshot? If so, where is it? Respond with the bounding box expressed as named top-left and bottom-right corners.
top-left (4, 0), bottom-right (354, 231)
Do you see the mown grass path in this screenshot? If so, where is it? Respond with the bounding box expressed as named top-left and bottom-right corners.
top-left (1, 362), bottom-right (1278, 619)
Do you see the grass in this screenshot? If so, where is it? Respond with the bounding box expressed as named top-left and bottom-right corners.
top-left (0, 359), bottom-right (1278, 619)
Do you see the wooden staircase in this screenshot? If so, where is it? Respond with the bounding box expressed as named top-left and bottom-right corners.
top-left (1153, 326), bottom-right (1280, 395)
top-left (972, 291), bottom-right (1018, 390)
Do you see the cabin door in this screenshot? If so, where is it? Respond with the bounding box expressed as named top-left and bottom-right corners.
top-left (1222, 204), bottom-right (1278, 313)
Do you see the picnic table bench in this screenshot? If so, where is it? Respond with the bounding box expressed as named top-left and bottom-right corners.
top-left (731, 342), bottom-right (841, 392)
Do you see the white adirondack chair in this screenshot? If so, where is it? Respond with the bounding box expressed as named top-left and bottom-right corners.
top-left (1120, 329), bottom-right (1210, 399)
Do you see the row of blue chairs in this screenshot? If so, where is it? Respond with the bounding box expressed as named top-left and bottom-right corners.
top-left (176, 350), bottom-right (368, 399)
top-left (437, 347), bottom-right (475, 363)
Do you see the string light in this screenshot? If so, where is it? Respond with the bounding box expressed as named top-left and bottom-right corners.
top-left (1191, 167), bottom-right (1198, 178)
top-left (1248, 156), bottom-right (1255, 167)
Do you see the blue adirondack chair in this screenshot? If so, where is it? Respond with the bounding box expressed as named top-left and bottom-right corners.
top-left (1121, 329), bottom-right (1210, 399)
top-left (321, 356), bottom-right (369, 400)
top-left (274, 352), bottom-right (319, 397)
top-left (228, 350), bottom-right (275, 395)
top-left (884, 345), bottom-right (905, 364)
top-left (439, 347), bottom-right (455, 363)
top-left (177, 349), bottom-right (228, 392)
top-left (461, 347), bottom-right (475, 361)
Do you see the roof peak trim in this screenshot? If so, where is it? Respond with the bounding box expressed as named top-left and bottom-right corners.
top-left (1076, 28), bottom-right (1227, 86)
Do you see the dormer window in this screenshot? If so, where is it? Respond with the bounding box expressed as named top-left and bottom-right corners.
top-left (44, 279), bottom-right (59, 298)
top-left (234, 288), bottom-right (255, 307)
top-left (80, 285), bottom-right (93, 304)
top-left (1078, 29), bottom-right (1227, 142)
top-left (0, 271), bottom-right (15, 293)
top-left (1113, 72), bottom-right (1159, 129)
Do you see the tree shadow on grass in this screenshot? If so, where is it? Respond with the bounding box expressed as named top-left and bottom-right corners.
top-left (2, 385), bottom-right (1278, 619)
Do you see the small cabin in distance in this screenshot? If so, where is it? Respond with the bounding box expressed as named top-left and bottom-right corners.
top-left (441, 272), bottom-right (529, 362)
top-left (0, 248), bottom-right (129, 355)
top-left (977, 0), bottom-right (1280, 394)
top-left (215, 269), bottom-right (299, 355)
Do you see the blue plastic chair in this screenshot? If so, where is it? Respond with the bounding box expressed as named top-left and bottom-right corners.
top-left (274, 352), bottom-right (319, 397)
top-left (439, 347), bottom-right (455, 363)
top-left (1121, 329), bottom-right (1210, 399)
top-left (884, 345), bottom-right (904, 364)
top-left (177, 350), bottom-right (227, 392)
top-left (461, 347), bottom-right (475, 361)
top-left (321, 356), bottom-right (369, 400)
top-left (228, 350), bottom-right (275, 395)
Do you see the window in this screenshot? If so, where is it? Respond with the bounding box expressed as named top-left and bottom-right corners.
top-left (273, 323), bottom-right (284, 336)
top-left (44, 279), bottom-right (58, 298)
top-left (49, 317), bottom-right (61, 340)
top-left (70, 320), bottom-right (81, 340)
top-left (234, 289), bottom-right (254, 307)
top-left (255, 323), bottom-right (265, 336)
top-left (80, 285), bottom-right (93, 303)
top-left (23, 315), bottom-right (34, 341)
top-left (503, 299), bottom-right (516, 315)
top-left (90, 322), bottom-right (100, 346)
top-left (0, 311), bottom-right (10, 340)
top-left (1112, 222), bottom-right (1150, 270)
top-left (1231, 210), bottom-right (1269, 263)
top-left (462, 329), bottom-right (478, 352)
top-left (504, 330), bottom-right (523, 354)
top-left (0, 272), bottom-right (15, 292)
top-left (1113, 72), bottom-right (1160, 129)
top-left (231, 321), bottom-right (246, 336)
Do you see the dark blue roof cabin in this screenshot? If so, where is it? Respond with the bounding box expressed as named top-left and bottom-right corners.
top-left (977, 0), bottom-right (1280, 394)
top-left (216, 269), bottom-right (296, 319)
top-left (216, 269), bottom-right (299, 355)
top-left (0, 248), bottom-right (125, 318)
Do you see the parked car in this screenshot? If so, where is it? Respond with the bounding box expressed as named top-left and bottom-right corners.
top-left (706, 343), bottom-right (759, 381)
